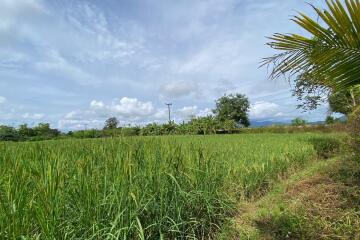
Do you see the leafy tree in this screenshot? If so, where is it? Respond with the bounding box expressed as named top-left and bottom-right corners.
top-left (223, 119), bottom-right (237, 133)
top-left (18, 124), bottom-right (36, 137)
top-left (325, 116), bottom-right (335, 125)
top-left (263, 0), bottom-right (360, 91)
top-left (0, 125), bottom-right (20, 141)
top-left (291, 117), bottom-right (307, 126)
top-left (33, 123), bottom-right (60, 137)
top-left (292, 73), bottom-right (330, 111)
top-left (328, 86), bottom-right (360, 115)
top-left (161, 121), bottom-right (177, 135)
top-left (213, 93), bottom-right (250, 127)
top-left (141, 123), bottom-right (162, 136)
top-left (104, 117), bottom-right (119, 129)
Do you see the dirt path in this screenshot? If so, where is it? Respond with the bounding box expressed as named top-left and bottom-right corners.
top-left (218, 157), bottom-right (360, 239)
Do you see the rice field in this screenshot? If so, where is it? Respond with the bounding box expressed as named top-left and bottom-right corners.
top-left (0, 133), bottom-right (323, 239)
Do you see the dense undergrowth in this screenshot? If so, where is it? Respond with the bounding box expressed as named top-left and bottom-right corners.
top-left (0, 133), bottom-right (330, 239)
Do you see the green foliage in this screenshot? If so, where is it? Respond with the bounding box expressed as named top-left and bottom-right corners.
top-left (0, 125), bottom-right (19, 141)
top-left (0, 134), bottom-right (318, 239)
top-left (329, 86), bottom-right (360, 115)
top-left (213, 94), bottom-right (250, 127)
top-left (18, 124), bottom-right (36, 137)
top-left (188, 116), bottom-right (220, 134)
top-left (263, 0), bottom-right (360, 91)
top-left (325, 116), bottom-right (335, 124)
top-left (32, 123), bottom-right (60, 139)
top-left (348, 106), bottom-right (360, 160)
top-left (309, 136), bottom-right (342, 158)
top-left (291, 117), bottom-right (307, 126)
top-left (104, 117), bottom-right (119, 129)
top-left (292, 73), bottom-right (329, 111)
top-left (0, 123), bottom-right (61, 142)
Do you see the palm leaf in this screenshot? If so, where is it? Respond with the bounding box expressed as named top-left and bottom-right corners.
top-left (262, 0), bottom-right (360, 91)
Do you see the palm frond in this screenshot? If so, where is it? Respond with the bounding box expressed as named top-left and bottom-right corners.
top-left (263, 0), bottom-right (360, 91)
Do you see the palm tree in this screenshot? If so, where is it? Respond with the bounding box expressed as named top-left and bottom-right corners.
top-left (263, 0), bottom-right (360, 91)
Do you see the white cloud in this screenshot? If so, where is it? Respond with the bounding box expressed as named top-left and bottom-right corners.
top-left (0, 0), bottom-right (46, 34)
top-left (58, 119), bottom-right (104, 130)
top-left (109, 97), bottom-right (154, 117)
top-left (35, 49), bottom-right (99, 86)
top-left (65, 2), bottom-right (140, 65)
top-left (250, 101), bottom-right (283, 119)
top-left (0, 96), bottom-right (6, 104)
top-left (160, 81), bottom-right (198, 98)
top-left (153, 108), bottom-right (168, 120)
top-left (197, 108), bottom-right (213, 117)
top-left (176, 106), bottom-right (198, 118)
top-left (22, 112), bottom-right (44, 120)
top-left (91, 97), bottom-right (154, 118)
top-left (64, 111), bottom-right (77, 119)
top-left (90, 100), bottom-right (105, 110)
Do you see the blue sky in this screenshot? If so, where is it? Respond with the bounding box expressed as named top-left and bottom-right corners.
top-left (0, 0), bottom-right (330, 130)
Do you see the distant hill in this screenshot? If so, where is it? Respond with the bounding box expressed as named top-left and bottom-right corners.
top-left (250, 120), bottom-right (289, 127)
top-left (250, 115), bottom-right (346, 128)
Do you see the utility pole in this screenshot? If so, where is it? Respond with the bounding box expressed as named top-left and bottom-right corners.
top-left (165, 103), bottom-right (172, 123)
top-left (84, 123), bottom-right (88, 130)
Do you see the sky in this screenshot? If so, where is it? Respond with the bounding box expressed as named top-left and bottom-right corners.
top-left (0, 0), bottom-right (331, 130)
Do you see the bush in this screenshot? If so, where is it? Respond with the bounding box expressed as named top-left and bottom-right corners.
top-left (309, 136), bottom-right (342, 159)
top-left (348, 106), bottom-right (360, 160)
top-left (291, 117), bottom-right (307, 126)
top-left (0, 126), bottom-right (20, 141)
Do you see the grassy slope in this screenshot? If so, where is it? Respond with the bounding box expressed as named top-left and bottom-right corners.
top-left (219, 156), bottom-right (360, 239)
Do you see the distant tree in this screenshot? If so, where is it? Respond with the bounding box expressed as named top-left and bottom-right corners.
top-left (325, 116), bottom-right (335, 125)
top-left (0, 125), bottom-right (20, 141)
top-left (33, 123), bottom-right (60, 137)
top-left (18, 124), bottom-right (35, 137)
top-left (291, 117), bottom-right (307, 126)
top-left (104, 117), bottom-right (119, 129)
top-left (213, 93), bottom-right (250, 127)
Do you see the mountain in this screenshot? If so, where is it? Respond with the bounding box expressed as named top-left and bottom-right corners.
top-left (250, 120), bottom-right (289, 127)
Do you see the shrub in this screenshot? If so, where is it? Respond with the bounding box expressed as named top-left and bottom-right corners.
top-left (309, 136), bottom-right (342, 159)
top-left (0, 126), bottom-right (20, 141)
top-left (348, 106), bottom-right (360, 160)
top-left (291, 117), bottom-right (307, 126)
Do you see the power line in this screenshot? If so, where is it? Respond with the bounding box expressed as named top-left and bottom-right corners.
top-left (165, 103), bottom-right (172, 123)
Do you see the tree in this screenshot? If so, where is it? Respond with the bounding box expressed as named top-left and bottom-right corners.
top-left (104, 117), bottom-right (119, 129)
top-left (0, 125), bottom-right (20, 141)
top-left (291, 117), bottom-right (307, 126)
top-left (18, 124), bottom-right (36, 137)
top-left (325, 116), bottom-right (335, 125)
top-left (33, 123), bottom-right (60, 137)
top-left (292, 73), bottom-right (330, 111)
top-left (328, 86), bottom-right (360, 115)
top-left (263, 0), bottom-right (360, 91)
top-left (213, 94), bottom-right (250, 127)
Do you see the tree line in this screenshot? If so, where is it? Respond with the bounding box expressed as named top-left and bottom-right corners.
top-left (0, 93), bottom-right (348, 142)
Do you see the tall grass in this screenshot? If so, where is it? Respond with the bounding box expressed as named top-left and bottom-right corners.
top-left (0, 134), bottom-right (321, 239)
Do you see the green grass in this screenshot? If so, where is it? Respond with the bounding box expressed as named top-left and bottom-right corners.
top-left (0, 133), bottom-right (334, 239)
top-left (219, 156), bottom-right (360, 240)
